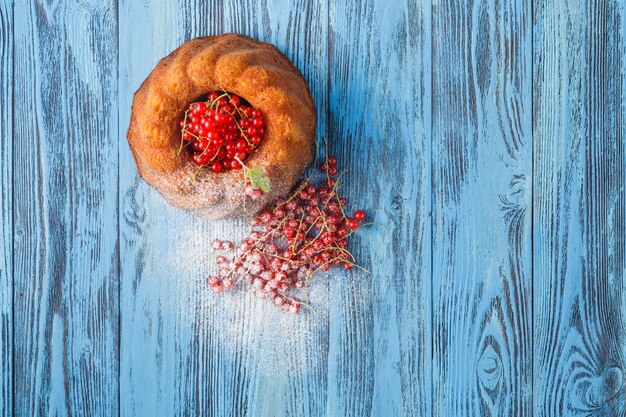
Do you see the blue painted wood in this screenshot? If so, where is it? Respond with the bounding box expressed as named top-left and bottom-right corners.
top-left (0, 2), bottom-right (12, 417)
top-left (533, 0), bottom-right (626, 415)
top-left (12, 1), bottom-right (119, 416)
top-left (4, 1), bottom-right (626, 416)
top-left (431, 0), bottom-right (533, 415)
top-left (208, 2), bottom-right (331, 417)
top-left (119, 1), bottom-right (331, 416)
top-left (118, 4), bottom-right (190, 415)
top-left (327, 1), bottom-right (431, 416)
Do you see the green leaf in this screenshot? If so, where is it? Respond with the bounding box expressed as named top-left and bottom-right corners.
top-left (246, 166), bottom-right (271, 192)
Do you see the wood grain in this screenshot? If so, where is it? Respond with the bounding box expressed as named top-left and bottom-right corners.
top-left (5, 1), bottom-right (626, 416)
top-left (117, 2), bottom-right (218, 416)
top-left (0, 2), bottom-right (12, 416)
top-left (213, 2), bottom-right (330, 417)
top-left (431, 0), bottom-right (533, 415)
top-left (533, 0), bottom-right (626, 415)
top-left (328, 1), bottom-right (431, 416)
top-left (118, 1), bottom-right (331, 416)
top-left (12, 1), bottom-right (119, 416)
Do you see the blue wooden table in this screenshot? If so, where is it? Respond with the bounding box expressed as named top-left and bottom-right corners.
top-left (2, 0), bottom-right (626, 416)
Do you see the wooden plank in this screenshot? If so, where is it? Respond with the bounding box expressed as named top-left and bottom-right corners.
top-left (118, 1), bottom-right (330, 416)
top-left (0, 2), bottom-right (12, 417)
top-left (327, 1), bottom-right (431, 416)
top-left (118, 4), bottom-right (189, 415)
top-left (431, 0), bottom-right (533, 415)
top-left (210, 2), bottom-right (330, 417)
top-left (533, 1), bottom-right (626, 415)
top-left (12, 1), bottom-right (119, 416)
top-left (118, 3), bottom-right (225, 416)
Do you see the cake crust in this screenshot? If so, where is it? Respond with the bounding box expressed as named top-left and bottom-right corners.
top-left (127, 34), bottom-right (316, 219)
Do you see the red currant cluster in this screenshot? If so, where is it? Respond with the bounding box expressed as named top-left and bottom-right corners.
top-left (207, 155), bottom-right (369, 314)
top-left (179, 91), bottom-right (266, 173)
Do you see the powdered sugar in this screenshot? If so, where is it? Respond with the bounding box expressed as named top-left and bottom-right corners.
top-left (166, 217), bottom-right (334, 374)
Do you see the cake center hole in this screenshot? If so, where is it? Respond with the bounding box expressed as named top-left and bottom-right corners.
top-left (178, 91), bottom-right (266, 173)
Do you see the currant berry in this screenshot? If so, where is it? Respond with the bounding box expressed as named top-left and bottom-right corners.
top-left (180, 92), bottom-right (266, 169)
top-left (346, 218), bottom-right (359, 230)
top-left (210, 161), bottom-right (223, 173)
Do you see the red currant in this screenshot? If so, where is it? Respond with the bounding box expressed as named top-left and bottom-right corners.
top-left (210, 161), bottom-right (223, 173)
top-left (180, 91), bottom-right (267, 169)
top-left (205, 153), bottom-right (371, 313)
top-left (193, 153), bottom-right (210, 165)
top-left (230, 159), bottom-right (242, 170)
top-left (346, 218), bottom-right (359, 230)
top-left (229, 95), bottom-right (240, 106)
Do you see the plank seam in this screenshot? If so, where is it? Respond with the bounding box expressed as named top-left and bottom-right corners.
top-left (429, 1), bottom-right (434, 416)
top-left (10, 0), bottom-right (15, 415)
top-left (530, 0), bottom-right (534, 412)
top-left (325, 1), bottom-right (331, 412)
top-left (116, 0), bottom-right (121, 416)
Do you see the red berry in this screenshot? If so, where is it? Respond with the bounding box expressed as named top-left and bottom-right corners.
top-left (346, 218), bottom-right (359, 230)
top-left (289, 304), bottom-right (300, 314)
top-left (259, 211), bottom-right (272, 223)
top-left (210, 161), bottom-right (223, 173)
top-left (235, 139), bottom-right (247, 150)
top-left (229, 95), bottom-right (241, 106)
top-left (191, 102), bottom-right (207, 114)
top-left (204, 135), bottom-right (369, 312)
top-left (181, 92), bottom-right (267, 168)
top-left (193, 153), bottom-right (210, 165)
top-left (192, 140), bottom-right (209, 151)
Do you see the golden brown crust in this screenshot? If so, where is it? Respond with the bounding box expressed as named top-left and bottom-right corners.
top-left (127, 34), bottom-right (316, 219)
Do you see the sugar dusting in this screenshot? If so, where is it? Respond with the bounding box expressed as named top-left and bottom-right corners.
top-left (166, 217), bottom-right (334, 375)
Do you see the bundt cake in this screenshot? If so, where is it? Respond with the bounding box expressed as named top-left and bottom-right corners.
top-left (127, 34), bottom-right (316, 219)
